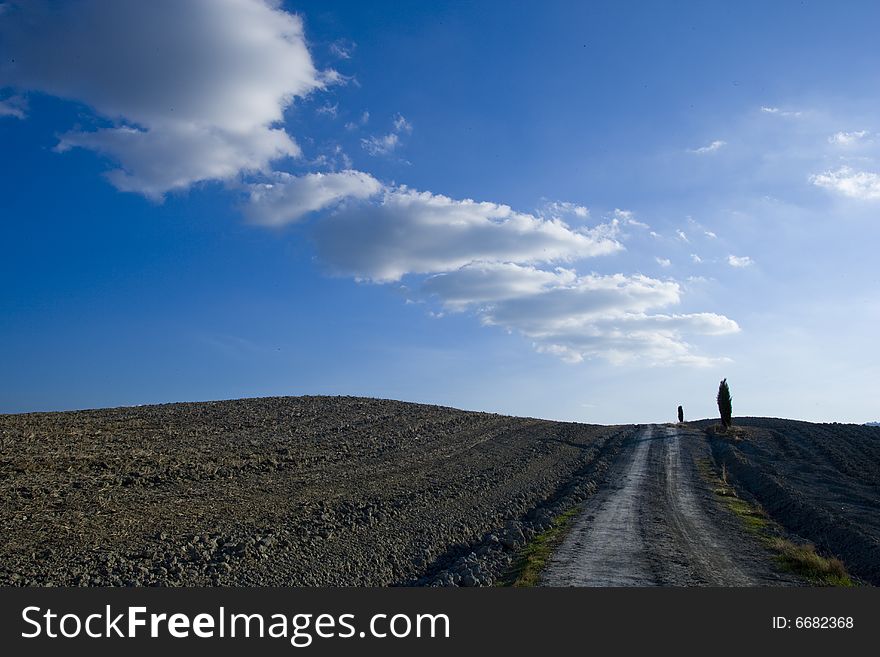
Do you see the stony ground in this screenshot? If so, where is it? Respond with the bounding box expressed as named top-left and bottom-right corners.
top-left (0, 396), bottom-right (634, 586)
top-left (699, 417), bottom-right (880, 585)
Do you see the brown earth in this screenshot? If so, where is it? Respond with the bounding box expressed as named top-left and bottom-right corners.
top-left (0, 396), bottom-right (634, 586)
top-left (698, 417), bottom-right (880, 585)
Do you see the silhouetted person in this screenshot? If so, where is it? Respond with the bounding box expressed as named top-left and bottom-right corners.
top-left (677, 405), bottom-right (684, 423)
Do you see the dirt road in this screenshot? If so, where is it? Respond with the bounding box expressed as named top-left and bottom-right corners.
top-left (541, 424), bottom-right (794, 586)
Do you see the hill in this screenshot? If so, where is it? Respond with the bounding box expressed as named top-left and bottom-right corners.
top-left (0, 395), bottom-right (633, 586)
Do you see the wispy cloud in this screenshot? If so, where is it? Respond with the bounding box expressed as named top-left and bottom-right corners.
top-left (0, 93), bottom-right (27, 119)
top-left (688, 139), bottom-right (726, 154)
top-left (611, 208), bottom-right (650, 229)
top-left (345, 111), bottom-right (370, 131)
top-left (760, 106), bottom-right (802, 118)
top-left (827, 130), bottom-right (870, 146)
top-left (361, 132), bottom-right (401, 156)
top-left (810, 166), bottom-right (880, 200)
top-left (316, 102), bottom-right (339, 118)
top-left (540, 201), bottom-right (590, 220)
top-left (361, 113), bottom-right (412, 156)
top-left (329, 39), bottom-right (355, 60)
top-left (655, 257), bottom-right (672, 268)
top-left (727, 254), bottom-right (754, 268)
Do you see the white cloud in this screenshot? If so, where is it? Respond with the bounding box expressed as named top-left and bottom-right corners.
top-left (541, 201), bottom-right (590, 219)
top-left (810, 166), bottom-right (880, 200)
top-left (55, 123), bottom-right (300, 199)
top-left (392, 113), bottom-right (413, 134)
top-left (361, 113), bottom-right (412, 156)
top-left (361, 132), bottom-right (401, 156)
top-left (0, 0), bottom-right (329, 199)
top-left (704, 230), bottom-right (717, 239)
top-left (422, 263), bottom-right (577, 310)
top-left (423, 264), bottom-right (738, 366)
top-left (675, 229), bottom-right (689, 243)
top-left (610, 208), bottom-right (652, 230)
top-left (690, 254), bottom-right (702, 263)
top-left (0, 93), bottom-right (26, 118)
top-left (345, 111), bottom-right (370, 131)
top-left (245, 170), bottom-right (382, 226)
top-left (316, 102), bottom-right (339, 118)
top-left (329, 40), bottom-right (355, 60)
top-left (312, 187), bottom-right (622, 282)
top-left (828, 130), bottom-right (869, 146)
top-left (761, 106), bottom-right (802, 118)
top-left (0, 1), bottom-right (741, 369)
top-left (689, 140), bottom-right (726, 154)
top-left (655, 257), bottom-right (672, 267)
top-left (727, 254), bottom-right (754, 268)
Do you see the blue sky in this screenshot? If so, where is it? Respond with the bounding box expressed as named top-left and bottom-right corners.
top-left (2, 0), bottom-right (879, 423)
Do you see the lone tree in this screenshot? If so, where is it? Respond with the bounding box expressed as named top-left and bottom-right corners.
top-left (677, 405), bottom-right (684, 423)
top-left (717, 378), bottom-right (733, 429)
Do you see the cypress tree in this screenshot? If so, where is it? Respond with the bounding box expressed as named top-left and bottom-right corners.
top-left (717, 378), bottom-right (733, 428)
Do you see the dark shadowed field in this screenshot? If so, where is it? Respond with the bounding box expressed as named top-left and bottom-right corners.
top-left (0, 396), bottom-right (633, 586)
top-left (700, 417), bottom-right (880, 585)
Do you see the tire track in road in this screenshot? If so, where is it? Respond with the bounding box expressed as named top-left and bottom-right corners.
top-left (541, 424), bottom-right (762, 586)
top-left (541, 425), bottom-right (655, 586)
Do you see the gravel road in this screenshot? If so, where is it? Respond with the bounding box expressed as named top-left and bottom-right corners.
top-left (541, 424), bottom-right (797, 586)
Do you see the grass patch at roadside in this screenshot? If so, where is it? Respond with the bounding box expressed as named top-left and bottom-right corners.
top-left (769, 538), bottom-right (853, 586)
top-left (501, 507), bottom-right (580, 587)
top-left (697, 458), bottom-right (854, 587)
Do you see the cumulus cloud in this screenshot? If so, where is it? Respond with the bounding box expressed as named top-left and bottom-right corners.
top-left (810, 166), bottom-right (880, 200)
top-left (245, 170), bottom-right (382, 226)
top-left (828, 130), bottom-right (869, 146)
top-left (312, 187), bottom-right (623, 282)
top-left (0, 1), bottom-right (740, 368)
top-left (423, 264), bottom-right (738, 366)
top-left (422, 263), bottom-right (578, 310)
top-left (655, 257), bottom-right (672, 267)
top-left (689, 140), bottom-right (726, 154)
top-left (727, 254), bottom-right (754, 268)
top-left (0, 0), bottom-right (329, 198)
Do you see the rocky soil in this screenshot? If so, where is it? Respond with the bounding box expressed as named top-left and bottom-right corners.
top-left (700, 417), bottom-right (880, 585)
top-left (0, 396), bottom-right (634, 586)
